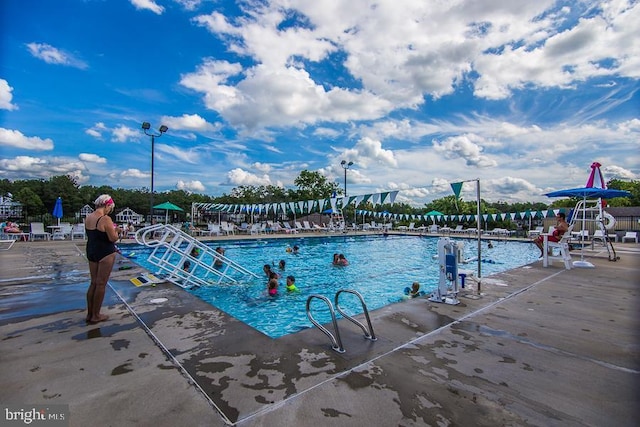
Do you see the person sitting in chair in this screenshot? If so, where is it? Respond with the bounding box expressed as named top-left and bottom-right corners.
top-left (534, 212), bottom-right (568, 257)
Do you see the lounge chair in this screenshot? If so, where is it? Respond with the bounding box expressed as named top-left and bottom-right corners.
top-left (622, 231), bottom-right (638, 243)
top-left (206, 223), bottom-right (221, 236)
top-left (295, 221), bottom-right (305, 232)
top-left (452, 225), bottom-right (465, 234)
top-left (30, 222), bottom-right (51, 241)
top-left (71, 223), bottom-right (86, 240)
top-left (428, 224), bottom-right (439, 233)
top-left (302, 221), bottom-right (313, 232)
top-left (220, 221), bottom-right (235, 235)
top-left (312, 222), bottom-right (327, 232)
top-left (527, 226), bottom-right (544, 238)
top-left (52, 223), bottom-right (72, 240)
top-left (0, 239), bottom-right (15, 250)
top-left (282, 222), bottom-right (298, 234)
top-left (269, 221), bottom-right (284, 233)
top-left (396, 222), bottom-right (410, 231)
top-left (591, 229), bottom-right (606, 244)
top-left (249, 223), bottom-right (261, 235)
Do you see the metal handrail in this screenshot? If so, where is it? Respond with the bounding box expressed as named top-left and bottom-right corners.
top-left (306, 295), bottom-right (345, 353)
top-left (335, 289), bottom-right (377, 341)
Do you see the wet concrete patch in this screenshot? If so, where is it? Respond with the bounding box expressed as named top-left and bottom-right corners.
top-left (0, 282), bottom-right (120, 325)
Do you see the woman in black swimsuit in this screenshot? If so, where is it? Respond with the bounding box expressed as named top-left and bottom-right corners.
top-left (85, 194), bottom-right (122, 324)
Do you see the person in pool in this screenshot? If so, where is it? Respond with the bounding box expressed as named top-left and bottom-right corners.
top-left (278, 259), bottom-right (286, 270)
top-left (264, 264), bottom-right (280, 279)
top-left (213, 246), bottom-right (225, 267)
top-left (285, 275), bottom-right (298, 292)
top-left (292, 245), bottom-right (299, 254)
top-left (267, 272), bottom-right (279, 296)
top-left (337, 254), bottom-right (349, 266)
top-left (409, 282), bottom-right (421, 297)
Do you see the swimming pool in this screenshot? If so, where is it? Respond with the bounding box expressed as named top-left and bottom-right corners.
top-left (124, 235), bottom-right (539, 338)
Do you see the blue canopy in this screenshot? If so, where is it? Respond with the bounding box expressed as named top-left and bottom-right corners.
top-left (545, 187), bottom-right (630, 199)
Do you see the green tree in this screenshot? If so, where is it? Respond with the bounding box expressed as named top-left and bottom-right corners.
top-left (293, 170), bottom-right (339, 200)
top-left (13, 187), bottom-right (44, 219)
top-left (607, 179), bottom-right (639, 206)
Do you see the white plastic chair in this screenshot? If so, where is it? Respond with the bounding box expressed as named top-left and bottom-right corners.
top-left (71, 223), bottom-right (86, 240)
top-left (30, 222), bottom-right (51, 241)
top-left (543, 224), bottom-right (574, 269)
top-left (621, 231), bottom-right (638, 243)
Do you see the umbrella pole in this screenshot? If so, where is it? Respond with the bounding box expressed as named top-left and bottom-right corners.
top-left (573, 195), bottom-right (595, 268)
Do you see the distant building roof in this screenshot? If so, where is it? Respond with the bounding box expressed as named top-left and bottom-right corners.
top-left (606, 206), bottom-right (640, 217)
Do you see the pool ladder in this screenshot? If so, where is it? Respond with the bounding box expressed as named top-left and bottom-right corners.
top-left (134, 224), bottom-right (259, 289)
top-left (306, 289), bottom-right (377, 353)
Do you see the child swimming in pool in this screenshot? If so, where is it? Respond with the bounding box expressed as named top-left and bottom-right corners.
top-left (337, 254), bottom-right (349, 266)
top-left (285, 275), bottom-right (298, 292)
top-left (264, 264), bottom-right (278, 278)
top-left (213, 246), bottom-right (225, 267)
top-left (268, 272), bottom-right (279, 296)
top-left (404, 282), bottom-right (424, 298)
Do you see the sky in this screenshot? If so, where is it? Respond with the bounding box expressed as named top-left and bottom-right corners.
top-left (1, 0), bottom-right (639, 206)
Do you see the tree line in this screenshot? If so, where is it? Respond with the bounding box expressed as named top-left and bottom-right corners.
top-left (1, 173), bottom-right (636, 224)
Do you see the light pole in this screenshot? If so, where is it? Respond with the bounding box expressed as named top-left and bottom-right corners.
top-left (340, 160), bottom-right (353, 196)
top-left (141, 122), bottom-right (168, 224)
top-left (341, 160), bottom-right (354, 227)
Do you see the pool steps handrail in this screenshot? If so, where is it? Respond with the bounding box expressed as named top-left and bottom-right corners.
top-left (306, 290), bottom-right (377, 353)
top-left (335, 289), bottom-right (377, 341)
top-left (306, 295), bottom-right (345, 353)
top-left (134, 224), bottom-right (259, 288)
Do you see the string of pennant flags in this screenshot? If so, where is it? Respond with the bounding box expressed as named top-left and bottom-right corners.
top-left (191, 189), bottom-right (567, 223)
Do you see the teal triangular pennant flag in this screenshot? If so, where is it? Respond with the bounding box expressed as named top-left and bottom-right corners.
top-left (450, 182), bottom-right (463, 198)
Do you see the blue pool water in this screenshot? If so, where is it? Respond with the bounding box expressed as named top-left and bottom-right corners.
top-left (124, 235), bottom-right (539, 338)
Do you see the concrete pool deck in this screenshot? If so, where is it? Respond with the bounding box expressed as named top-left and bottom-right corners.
top-left (1, 234), bottom-right (639, 426)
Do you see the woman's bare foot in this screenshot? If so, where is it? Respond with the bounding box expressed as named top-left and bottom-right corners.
top-left (87, 314), bottom-right (109, 324)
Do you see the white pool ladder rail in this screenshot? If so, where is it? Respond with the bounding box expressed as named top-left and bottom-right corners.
top-left (134, 224), bottom-right (258, 289)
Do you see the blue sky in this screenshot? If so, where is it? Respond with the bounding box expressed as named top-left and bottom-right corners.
top-left (1, 0), bottom-right (639, 205)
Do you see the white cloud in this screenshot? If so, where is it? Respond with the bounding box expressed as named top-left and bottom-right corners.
top-left (602, 165), bottom-right (638, 180)
top-left (184, 0), bottom-right (640, 132)
top-left (121, 168), bottom-right (149, 179)
top-left (176, 179), bottom-right (206, 192)
top-left (130, 0), bottom-right (164, 14)
top-left (26, 42), bottom-right (88, 69)
top-left (160, 114), bottom-right (218, 132)
top-left (432, 134), bottom-right (497, 168)
top-left (86, 122), bottom-right (108, 138)
top-left (174, 0), bottom-right (202, 11)
top-left (79, 153), bottom-right (107, 163)
top-left (0, 128), bottom-right (54, 150)
top-left (111, 125), bottom-right (139, 142)
top-left (341, 137), bottom-right (398, 168)
top-left (252, 162), bottom-right (272, 173)
top-left (0, 79), bottom-right (18, 111)
top-left (0, 155), bottom-right (86, 180)
top-left (181, 61), bottom-right (392, 129)
top-left (156, 143), bottom-right (199, 164)
top-left (226, 168), bottom-right (272, 186)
